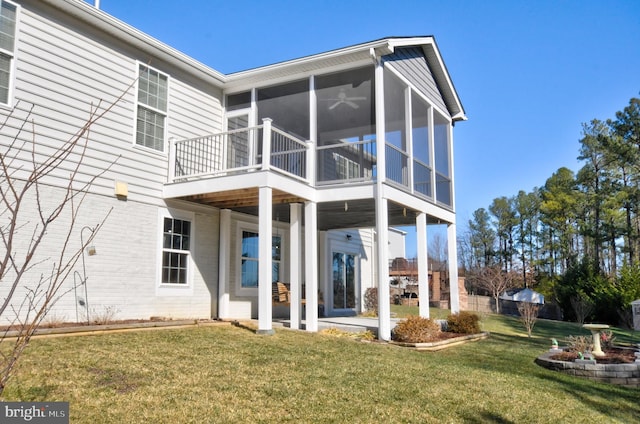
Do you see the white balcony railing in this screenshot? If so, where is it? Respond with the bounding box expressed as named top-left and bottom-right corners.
top-left (169, 120), bottom-right (309, 183)
top-left (316, 139), bottom-right (376, 184)
top-left (168, 120), bottom-right (451, 208)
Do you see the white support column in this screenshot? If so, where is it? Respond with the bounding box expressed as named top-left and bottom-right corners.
top-left (308, 76), bottom-right (317, 185)
top-left (304, 201), bottom-right (318, 332)
top-left (428, 106), bottom-right (436, 200)
top-left (218, 209), bottom-right (231, 319)
top-left (168, 137), bottom-right (176, 183)
top-left (405, 86), bottom-right (413, 190)
top-left (261, 118), bottom-right (272, 171)
top-left (416, 212), bottom-right (429, 318)
top-left (289, 203), bottom-right (303, 329)
top-left (448, 223), bottom-right (460, 314)
top-left (373, 49), bottom-right (391, 341)
top-left (257, 186), bottom-right (274, 334)
top-left (376, 196), bottom-right (391, 340)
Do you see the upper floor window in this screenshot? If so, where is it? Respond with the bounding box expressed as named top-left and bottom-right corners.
top-left (136, 64), bottom-right (168, 151)
top-left (0, 0), bottom-right (17, 105)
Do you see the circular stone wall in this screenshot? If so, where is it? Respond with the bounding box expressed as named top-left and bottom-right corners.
top-left (535, 350), bottom-right (640, 388)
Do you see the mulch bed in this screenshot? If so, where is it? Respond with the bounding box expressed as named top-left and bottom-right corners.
top-left (394, 331), bottom-right (476, 343)
top-left (550, 348), bottom-right (638, 364)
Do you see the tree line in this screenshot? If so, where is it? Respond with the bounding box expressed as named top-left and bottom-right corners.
top-left (459, 96), bottom-right (640, 326)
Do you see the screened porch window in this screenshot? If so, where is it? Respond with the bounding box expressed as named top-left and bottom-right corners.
top-left (434, 111), bottom-right (452, 206)
top-left (257, 80), bottom-right (309, 139)
top-left (412, 94), bottom-right (431, 197)
top-left (316, 67), bottom-right (375, 183)
top-left (384, 68), bottom-right (409, 186)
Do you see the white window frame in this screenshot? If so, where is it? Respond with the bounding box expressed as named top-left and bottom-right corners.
top-left (0, 0), bottom-right (18, 107)
top-left (135, 62), bottom-right (169, 153)
top-left (156, 209), bottom-right (194, 297)
top-left (235, 220), bottom-right (285, 297)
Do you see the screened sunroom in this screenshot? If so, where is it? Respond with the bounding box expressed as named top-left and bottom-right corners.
top-left (164, 37), bottom-right (465, 340)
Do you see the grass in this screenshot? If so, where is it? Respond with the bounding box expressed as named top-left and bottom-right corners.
top-left (1, 311), bottom-right (639, 423)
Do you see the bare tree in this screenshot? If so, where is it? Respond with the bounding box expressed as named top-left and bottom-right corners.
top-left (517, 301), bottom-right (540, 337)
top-left (0, 88), bottom-right (128, 394)
top-left (428, 231), bottom-right (448, 271)
top-left (570, 295), bottom-right (595, 324)
top-left (469, 266), bottom-right (520, 314)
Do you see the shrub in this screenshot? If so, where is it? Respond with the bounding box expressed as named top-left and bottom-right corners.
top-left (364, 288), bottom-right (378, 315)
top-left (447, 311), bottom-right (481, 334)
top-left (517, 301), bottom-right (540, 337)
top-left (600, 330), bottom-right (616, 350)
top-left (566, 335), bottom-right (593, 354)
top-left (391, 315), bottom-right (441, 343)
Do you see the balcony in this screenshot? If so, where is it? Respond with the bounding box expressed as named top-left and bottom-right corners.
top-left (168, 120), bottom-right (452, 210)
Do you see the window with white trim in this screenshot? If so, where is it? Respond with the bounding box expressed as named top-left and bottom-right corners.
top-left (0, 0), bottom-right (17, 105)
top-left (136, 64), bottom-right (168, 151)
top-left (240, 230), bottom-right (281, 288)
top-left (161, 217), bottom-right (191, 284)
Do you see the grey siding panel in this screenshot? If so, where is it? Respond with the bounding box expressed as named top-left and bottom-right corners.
top-left (384, 47), bottom-right (449, 117)
top-left (3, 5), bottom-right (222, 205)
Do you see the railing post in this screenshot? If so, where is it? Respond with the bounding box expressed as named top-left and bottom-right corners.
top-left (168, 137), bottom-right (176, 182)
top-left (306, 141), bottom-right (315, 184)
top-left (261, 118), bottom-right (272, 171)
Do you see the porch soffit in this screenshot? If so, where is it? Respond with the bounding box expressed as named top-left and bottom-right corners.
top-left (179, 190), bottom-right (446, 231)
top-left (224, 53), bottom-right (373, 91)
top-left (179, 188), bottom-right (305, 210)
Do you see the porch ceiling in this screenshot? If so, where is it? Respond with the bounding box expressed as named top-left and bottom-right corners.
top-left (180, 190), bottom-right (443, 231)
top-left (179, 188), bottom-right (306, 210)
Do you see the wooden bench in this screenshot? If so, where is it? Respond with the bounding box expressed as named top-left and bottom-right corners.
top-left (272, 282), bottom-right (307, 305)
top-left (272, 282), bottom-right (291, 303)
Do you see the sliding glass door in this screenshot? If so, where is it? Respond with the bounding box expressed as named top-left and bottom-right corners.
top-left (332, 252), bottom-right (357, 311)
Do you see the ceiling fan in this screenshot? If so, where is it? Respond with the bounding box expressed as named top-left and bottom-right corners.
top-left (326, 88), bottom-right (367, 110)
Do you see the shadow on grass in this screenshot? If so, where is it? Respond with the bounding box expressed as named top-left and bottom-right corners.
top-left (536, 371), bottom-right (640, 420)
top-left (457, 330), bottom-right (640, 421)
top-left (461, 410), bottom-right (515, 424)
top-left (12, 384), bottom-right (56, 401)
top-left (231, 320), bottom-right (258, 333)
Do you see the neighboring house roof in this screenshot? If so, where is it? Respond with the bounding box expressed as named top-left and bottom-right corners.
top-left (40, 0), bottom-right (466, 122)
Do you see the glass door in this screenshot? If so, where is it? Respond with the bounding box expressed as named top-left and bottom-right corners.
top-left (332, 252), bottom-right (357, 310)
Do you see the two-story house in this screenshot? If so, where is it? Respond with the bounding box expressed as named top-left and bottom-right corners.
top-left (0, 0), bottom-right (465, 340)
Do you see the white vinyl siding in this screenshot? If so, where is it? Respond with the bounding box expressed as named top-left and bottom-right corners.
top-left (136, 64), bottom-right (168, 151)
top-left (0, 0), bottom-right (17, 104)
top-left (384, 47), bottom-right (449, 118)
top-left (5, 4), bottom-right (222, 205)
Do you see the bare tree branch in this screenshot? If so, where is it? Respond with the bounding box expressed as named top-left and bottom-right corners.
top-left (0, 79), bottom-right (134, 394)
top-left (469, 266), bottom-right (520, 314)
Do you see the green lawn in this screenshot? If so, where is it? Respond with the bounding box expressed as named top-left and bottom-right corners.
top-left (2, 311), bottom-right (639, 423)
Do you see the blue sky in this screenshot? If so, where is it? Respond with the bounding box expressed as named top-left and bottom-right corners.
top-left (92, 0), bottom-right (640, 257)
